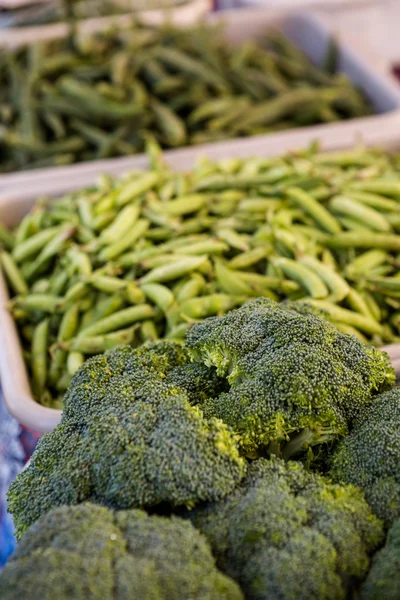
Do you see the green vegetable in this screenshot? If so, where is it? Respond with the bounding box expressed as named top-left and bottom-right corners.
top-left (331, 387), bottom-right (400, 527)
top-left (7, 342), bottom-right (246, 538)
top-left (4, 144), bottom-right (400, 408)
top-left (361, 519), bottom-right (400, 600)
top-left (0, 503), bottom-right (242, 600)
top-left (0, 23), bottom-right (372, 173)
top-left (189, 457), bottom-right (384, 600)
top-left (185, 298), bottom-right (394, 458)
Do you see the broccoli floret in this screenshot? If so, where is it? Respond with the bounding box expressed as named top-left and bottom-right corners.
top-left (8, 343), bottom-right (246, 538)
top-left (186, 298), bottom-right (394, 457)
top-left (165, 361), bottom-right (229, 405)
top-left (244, 529), bottom-right (343, 600)
top-left (361, 518), bottom-right (400, 600)
top-left (0, 503), bottom-right (243, 600)
top-left (7, 424), bottom-right (92, 539)
top-left (188, 457), bottom-right (384, 600)
top-left (330, 387), bottom-right (400, 527)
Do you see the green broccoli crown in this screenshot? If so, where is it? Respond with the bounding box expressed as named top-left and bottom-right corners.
top-left (330, 387), bottom-right (400, 527)
top-left (186, 298), bottom-right (394, 457)
top-left (0, 503), bottom-right (243, 600)
top-left (361, 519), bottom-right (400, 600)
top-left (8, 342), bottom-right (246, 538)
top-left (189, 457), bottom-right (384, 600)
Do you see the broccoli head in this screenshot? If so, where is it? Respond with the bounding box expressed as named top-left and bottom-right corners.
top-left (360, 518), bottom-right (400, 600)
top-left (0, 503), bottom-right (243, 600)
top-left (188, 457), bottom-right (384, 600)
top-left (8, 342), bottom-right (245, 538)
top-left (330, 387), bottom-right (400, 527)
top-left (185, 298), bottom-right (394, 458)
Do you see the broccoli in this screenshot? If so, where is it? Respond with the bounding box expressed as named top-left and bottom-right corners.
top-left (360, 518), bottom-right (400, 600)
top-left (330, 387), bottom-right (400, 527)
top-left (188, 457), bottom-right (384, 600)
top-left (0, 503), bottom-right (243, 600)
top-left (8, 342), bottom-right (246, 538)
top-left (185, 298), bottom-right (394, 457)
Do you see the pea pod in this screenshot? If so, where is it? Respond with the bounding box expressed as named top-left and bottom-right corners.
top-left (179, 294), bottom-right (245, 320)
top-left (274, 257), bottom-right (329, 299)
top-left (79, 304), bottom-right (155, 338)
top-left (31, 319), bottom-right (49, 392)
top-left (64, 326), bottom-right (138, 354)
top-left (299, 256), bottom-right (349, 302)
top-left (0, 251), bottom-right (28, 295)
top-left (139, 256), bottom-right (209, 285)
top-left (287, 187), bottom-right (341, 234)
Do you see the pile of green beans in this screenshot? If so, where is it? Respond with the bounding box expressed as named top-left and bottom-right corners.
top-left (0, 21), bottom-right (372, 173)
top-left (3, 143), bottom-right (400, 408)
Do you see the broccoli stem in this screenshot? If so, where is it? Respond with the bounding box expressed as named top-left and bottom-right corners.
top-left (267, 441), bottom-right (282, 458)
top-left (281, 429), bottom-right (314, 461)
top-left (282, 427), bottom-right (337, 461)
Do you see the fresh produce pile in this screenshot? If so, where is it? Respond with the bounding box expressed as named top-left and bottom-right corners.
top-left (2, 145), bottom-right (400, 408)
top-left (2, 299), bottom-right (399, 599)
top-left (0, 21), bottom-right (372, 172)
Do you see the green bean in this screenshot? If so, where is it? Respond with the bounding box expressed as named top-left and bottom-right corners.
top-left (79, 304), bottom-right (154, 337)
top-left (0, 251), bottom-right (28, 295)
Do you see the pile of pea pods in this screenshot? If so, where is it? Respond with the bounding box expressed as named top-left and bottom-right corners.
top-left (2, 143), bottom-right (400, 407)
top-left (0, 20), bottom-right (372, 173)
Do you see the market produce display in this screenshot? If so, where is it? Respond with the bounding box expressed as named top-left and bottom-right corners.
top-left (0, 503), bottom-right (243, 600)
top-left (3, 145), bottom-right (400, 408)
top-left (0, 21), bottom-right (372, 172)
top-left (3, 299), bottom-right (397, 598)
